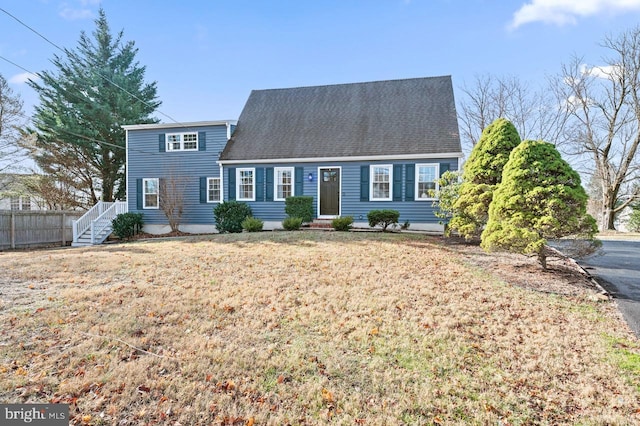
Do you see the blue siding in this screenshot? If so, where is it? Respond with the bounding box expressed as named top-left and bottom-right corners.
top-left (222, 158), bottom-right (459, 224)
top-left (127, 125), bottom-right (228, 224)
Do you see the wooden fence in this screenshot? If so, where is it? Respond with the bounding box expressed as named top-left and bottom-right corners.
top-left (0, 210), bottom-right (83, 250)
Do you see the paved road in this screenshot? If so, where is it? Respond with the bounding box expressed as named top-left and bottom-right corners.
top-left (577, 240), bottom-right (640, 337)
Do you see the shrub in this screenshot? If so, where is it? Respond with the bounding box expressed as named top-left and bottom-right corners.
top-left (241, 216), bottom-right (264, 232)
top-left (481, 140), bottom-right (598, 269)
top-left (284, 196), bottom-right (314, 223)
top-left (332, 216), bottom-right (353, 231)
top-left (213, 201), bottom-right (252, 233)
top-left (367, 210), bottom-right (400, 232)
top-left (282, 216), bottom-right (303, 231)
top-left (449, 118), bottom-right (521, 240)
top-left (112, 212), bottom-right (143, 240)
top-left (628, 208), bottom-right (640, 232)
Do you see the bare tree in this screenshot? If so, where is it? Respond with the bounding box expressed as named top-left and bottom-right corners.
top-left (0, 74), bottom-right (27, 180)
top-left (21, 174), bottom-right (84, 210)
top-left (552, 27), bottom-right (640, 230)
top-left (458, 74), bottom-right (567, 149)
top-left (159, 173), bottom-right (187, 233)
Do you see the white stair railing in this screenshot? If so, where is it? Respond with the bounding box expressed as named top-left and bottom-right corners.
top-left (73, 201), bottom-right (109, 243)
top-left (90, 201), bottom-right (128, 244)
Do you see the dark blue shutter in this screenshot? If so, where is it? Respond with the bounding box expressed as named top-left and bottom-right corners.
top-left (198, 131), bottom-right (206, 151)
top-left (360, 165), bottom-right (369, 201)
top-left (256, 168), bottom-right (265, 201)
top-left (136, 178), bottom-right (143, 209)
top-left (440, 163), bottom-right (450, 177)
top-left (295, 167), bottom-right (304, 195)
top-left (405, 164), bottom-right (415, 201)
top-left (200, 177), bottom-right (207, 203)
top-left (159, 134), bottom-right (166, 152)
top-left (265, 168), bottom-right (274, 201)
top-left (228, 168), bottom-right (236, 200)
top-left (393, 164), bottom-right (403, 201)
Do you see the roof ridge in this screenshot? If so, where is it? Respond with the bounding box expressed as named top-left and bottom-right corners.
top-left (250, 75), bottom-right (452, 93)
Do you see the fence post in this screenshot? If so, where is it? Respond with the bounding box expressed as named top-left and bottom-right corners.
top-left (10, 212), bottom-right (15, 249)
top-left (61, 213), bottom-right (66, 246)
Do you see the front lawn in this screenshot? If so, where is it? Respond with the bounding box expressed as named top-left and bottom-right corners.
top-left (1, 232), bottom-right (638, 424)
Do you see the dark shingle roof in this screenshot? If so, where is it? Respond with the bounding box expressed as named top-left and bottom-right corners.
top-left (220, 76), bottom-right (461, 161)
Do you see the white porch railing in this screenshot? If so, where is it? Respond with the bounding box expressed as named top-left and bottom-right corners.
top-left (73, 201), bottom-right (128, 245)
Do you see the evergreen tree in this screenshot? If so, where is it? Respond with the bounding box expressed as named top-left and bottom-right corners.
top-left (27, 8), bottom-right (160, 205)
top-left (449, 118), bottom-right (521, 239)
top-left (481, 140), bottom-right (598, 269)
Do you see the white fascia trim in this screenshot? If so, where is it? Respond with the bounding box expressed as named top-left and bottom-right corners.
top-left (218, 152), bottom-right (464, 165)
top-left (125, 129), bottom-right (129, 204)
top-left (122, 120), bottom-right (237, 131)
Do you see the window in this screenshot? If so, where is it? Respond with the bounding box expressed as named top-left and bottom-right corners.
top-left (416, 164), bottom-right (439, 200)
top-left (370, 165), bottom-right (392, 201)
top-left (143, 178), bottom-right (159, 208)
top-left (275, 167), bottom-right (294, 201)
top-left (166, 132), bottom-right (198, 151)
top-left (237, 168), bottom-right (255, 201)
top-left (10, 196), bottom-right (31, 211)
top-left (207, 177), bottom-right (221, 202)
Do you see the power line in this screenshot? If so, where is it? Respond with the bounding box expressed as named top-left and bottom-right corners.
top-left (0, 6), bottom-right (200, 132)
top-left (0, 55), bottom-right (34, 75)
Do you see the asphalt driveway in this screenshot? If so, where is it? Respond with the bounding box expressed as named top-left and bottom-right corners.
top-left (577, 239), bottom-right (640, 337)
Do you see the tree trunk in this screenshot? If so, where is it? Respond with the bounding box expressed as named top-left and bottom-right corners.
top-left (538, 250), bottom-right (547, 270)
top-left (602, 194), bottom-right (617, 231)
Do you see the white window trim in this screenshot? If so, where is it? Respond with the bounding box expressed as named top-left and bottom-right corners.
top-left (369, 164), bottom-right (393, 201)
top-left (207, 177), bottom-right (221, 203)
top-left (274, 167), bottom-right (295, 201)
top-left (166, 132), bottom-right (198, 152)
top-left (236, 168), bottom-right (255, 201)
top-left (142, 178), bottom-right (159, 209)
top-left (415, 163), bottom-right (440, 201)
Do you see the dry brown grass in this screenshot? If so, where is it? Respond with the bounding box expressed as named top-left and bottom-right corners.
top-left (1, 231), bottom-right (639, 425)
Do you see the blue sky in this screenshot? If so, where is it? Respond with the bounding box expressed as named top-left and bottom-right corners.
top-left (2, 0), bottom-right (640, 123)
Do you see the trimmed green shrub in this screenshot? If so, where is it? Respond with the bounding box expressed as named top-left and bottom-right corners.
top-left (367, 210), bottom-right (400, 232)
top-left (242, 216), bottom-right (264, 232)
top-left (213, 201), bottom-right (252, 233)
top-left (112, 212), bottom-right (143, 240)
top-left (282, 216), bottom-right (303, 231)
top-left (481, 140), bottom-right (598, 269)
top-left (450, 118), bottom-right (521, 240)
top-left (332, 216), bottom-right (353, 231)
top-left (284, 196), bottom-right (314, 223)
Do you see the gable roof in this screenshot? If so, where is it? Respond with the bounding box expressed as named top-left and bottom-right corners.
top-left (220, 76), bottom-right (461, 162)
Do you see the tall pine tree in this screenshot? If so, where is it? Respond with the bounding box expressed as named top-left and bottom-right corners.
top-left (28, 8), bottom-right (160, 205)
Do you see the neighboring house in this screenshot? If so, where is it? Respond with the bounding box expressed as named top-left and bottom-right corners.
top-left (0, 174), bottom-right (42, 211)
top-left (123, 121), bottom-right (236, 234)
top-left (122, 76), bottom-right (462, 234)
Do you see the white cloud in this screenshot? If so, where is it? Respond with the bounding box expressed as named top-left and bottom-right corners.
top-left (9, 72), bottom-right (39, 84)
top-left (509, 0), bottom-right (640, 29)
top-left (58, 1), bottom-right (95, 20)
top-left (581, 63), bottom-right (623, 80)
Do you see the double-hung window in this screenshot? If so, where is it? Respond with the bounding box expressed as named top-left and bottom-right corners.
top-left (274, 167), bottom-right (294, 201)
top-left (143, 178), bottom-right (159, 208)
top-left (416, 164), bottom-right (439, 200)
top-left (237, 168), bottom-right (255, 201)
top-left (207, 177), bottom-right (221, 203)
top-left (166, 132), bottom-right (198, 151)
top-left (370, 165), bottom-right (392, 201)
top-left (10, 196), bottom-right (31, 211)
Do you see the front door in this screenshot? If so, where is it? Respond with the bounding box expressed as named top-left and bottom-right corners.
top-left (319, 167), bottom-right (340, 217)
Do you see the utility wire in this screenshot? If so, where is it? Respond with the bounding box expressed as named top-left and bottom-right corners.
top-left (0, 6), bottom-right (204, 132)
